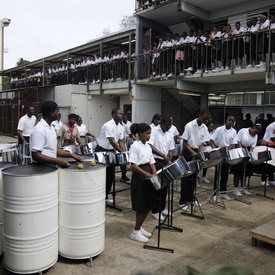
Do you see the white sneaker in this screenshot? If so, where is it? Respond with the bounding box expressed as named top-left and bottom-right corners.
top-left (219, 67), bottom-right (224, 71)
top-left (130, 230), bottom-right (149, 243)
top-left (256, 62), bottom-right (264, 68)
top-left (245, 64), bottom-right (252, 69)
top-left (234, 66), bottom-right (241, 71)
top-left (151, 212), bottom-right (164, 221)
top-left (261, 181), bottom-right (270, 186)
top-left (155, 75), bottom-right (161, 78)
top-left (220, 193), bottom-right (231, 200)
top-left (179, 72), bottom-right (185, 76)
top-left (105, 197), bottom-right (113, 204)
top-left (179, 204), bottom-right (190, 211)
top-left (212, 195), bottom-right (220, 202)
top-left (192, 201), bottom-right (201, 207)
top-left (161, 73), bottom-right (167, 78)
top-left (167, 73), bottom-right (174, 78)
top-left (212, 67), bottom-right (219, 73)
top-left (224, 66), bottom-right (230, 71)
top-left (161, 208), bottom-right (169, 216)
top-left (204, 70), bottom-right (209, 74)
top-left (186, 67), bottom-right (193, 72)
top-left (202, 177), bottom-right (210, 183)
top-left (233, 190), bottom-right (242, 197)
top-left (195, 70), bottom-right (201, 74)
top-left (268, 180), bottom-right (275, 186)
top-left (140, 227), bottom-right (152, 238)
top-left (242, 189), bottom-right (251, 196)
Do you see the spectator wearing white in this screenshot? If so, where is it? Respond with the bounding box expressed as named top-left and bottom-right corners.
top-left (17, 106), bottom-right (36, 145)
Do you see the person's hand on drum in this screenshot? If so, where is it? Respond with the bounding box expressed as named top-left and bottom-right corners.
top-left (56, 159), bottom-right (71, 168)
top-left (71, 154), bottom-right (83, 162)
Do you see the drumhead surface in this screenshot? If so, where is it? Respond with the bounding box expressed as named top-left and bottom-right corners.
top-left (0, 163), bottom-right (17, 169)
top-left (60, 161), bottom-right (105, 171)
top-left (2, 164), bottom-right (57, 176)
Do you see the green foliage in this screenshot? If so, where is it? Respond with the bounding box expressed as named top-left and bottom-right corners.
top-left (16, 58), bottom-right (30, 67)
top-left (3, 76), bottom-right (9, 90)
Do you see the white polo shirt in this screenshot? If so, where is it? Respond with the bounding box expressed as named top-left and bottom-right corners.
top-left (76, 123), bottom-right (88, 136)
top-left (234, 128), bottom-right (257, 148)
top-left (129, 140), bottom-right (155, 165)
top-left (148, 125), bottom-right (175, 159)
top-left (30, 118), bottom-right (57, 158)
top-left (263, 122), bottom-right (275, 142)
top-left (169, 124), bottom-right (179, 137)
top-left (210, 125), bottom-right (237, 147)
top-left (17, 114), bottom-right (36, 137)
top-left (182, 119), bottom-right (209, 149)
top-left (97, 118), bottom-right (124, 150)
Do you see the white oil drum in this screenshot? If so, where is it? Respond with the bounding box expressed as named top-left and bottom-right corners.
top-left (2, 164), bottom-right (58, 274)
top-left (58, 162), bottom-right (106, 259)
top-left (0, 163), bottom-right (17, 255)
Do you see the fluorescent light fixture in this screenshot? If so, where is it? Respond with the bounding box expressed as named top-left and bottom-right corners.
top-left (121, 39), bottom-right (136, 45)
top-left (179, 91), bottom-right (200, 97)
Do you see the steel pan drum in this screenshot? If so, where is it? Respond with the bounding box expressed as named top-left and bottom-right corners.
top-left (163, 157), bottom-right (190, 181)
top-left (95, 152), bottom-right (115, 166)
top-left (253, 146), bottom-right (275, 167)
top-left (115, 152), bottom-right (129, 166)
top-left (173, 140), bottom-right (183, 157)
top-left (200, 147), bottom-right (226, 168)
top-left (149, 170), bottom-right (169, 190)
top-left (80, 143), bottom-right (93, 155)
top-left (225, 147), bottom-right (250, 166)
top-left (62, 145), bottom-right (81, 154)
top-left (249, 150), bottom-right (272, 165)
top-left (186, 160), bottom-right (202, 175)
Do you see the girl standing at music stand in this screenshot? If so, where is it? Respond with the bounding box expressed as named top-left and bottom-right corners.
top-left (129, 123), bottom-right (157, 243)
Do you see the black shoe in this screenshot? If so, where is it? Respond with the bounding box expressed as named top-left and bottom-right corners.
top-left (121, 176), bottom-right (130, 182)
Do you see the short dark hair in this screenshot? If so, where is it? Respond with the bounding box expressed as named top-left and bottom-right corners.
top-left (161, 115), bottom-right (172, 124)
top-left (111, 108), bottom-right (121, 116)
top-left (130, 123), bottom-right (150, 136)
top-left (151, 113), bottom-right (162, 123)
top-left (40, 101), bottom-right (58, 117)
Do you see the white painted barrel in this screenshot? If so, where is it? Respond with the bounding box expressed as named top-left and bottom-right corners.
top-left (2, 164), bottom-right (58, 274)
top-left (58, 162), bottom-right (106, 259)
top-left (0, 162), bottom-right (17, 255)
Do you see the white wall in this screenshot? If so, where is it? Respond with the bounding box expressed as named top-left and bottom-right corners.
top-left (132, 84), bottom-right (162, 124)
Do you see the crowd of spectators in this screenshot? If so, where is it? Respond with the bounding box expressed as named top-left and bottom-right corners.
top-left (9, 50), bottom-right (134, 89)
top-left (143, 13), bottom-right (275, 78)
top-left (8, 13), bottom-right (275, 89)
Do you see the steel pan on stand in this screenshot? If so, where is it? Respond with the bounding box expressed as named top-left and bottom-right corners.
top-left (2, 164), bottom-right (58, 274)
top-left (58, 162), bottom-right (106, 259)
top-left (225, 147), bottom-right (250, 166)
top-left (200, 147), bottom-right (226, 168)
top-left (249, 146), bottom-right (274, 200)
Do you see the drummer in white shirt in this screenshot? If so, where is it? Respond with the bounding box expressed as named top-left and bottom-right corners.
top-left (148, 115), bottom-right (174, 221)
top-left (210, 116), bottom-right (237, 200)
top-left (230, 124), bottom-right (262, 197)
top-left (179, 109), bottom-right (211, 210)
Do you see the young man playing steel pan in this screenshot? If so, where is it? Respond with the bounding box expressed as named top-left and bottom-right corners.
top-left (148, 115), bottom-right (174, 221)
top-left (179, 109), bottom-right (211, 211)
top-left (95, 108), bottom-right (126, 204)
top-left (210, 115), bottom-right (238, 200)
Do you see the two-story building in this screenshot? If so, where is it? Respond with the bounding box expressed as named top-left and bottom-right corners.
top-left (1, 0), bottom-right (275, 136)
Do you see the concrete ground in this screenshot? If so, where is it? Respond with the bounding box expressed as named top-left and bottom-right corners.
top-left (0, 135), bottom-right (275, 275)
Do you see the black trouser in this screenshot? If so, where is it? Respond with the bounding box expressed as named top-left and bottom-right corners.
top-left (179, 148), bottom-right (198, 205)
top-left (95, 145), bottom-right (115, 199)
top-left (152, 159), bottom-right (168, 214)
top-left (213, 162), bottom-right (230, 194)
top-left (120, 165), bottom-right (127, 177)
top-left (18, 136), bottom-right (30, 145)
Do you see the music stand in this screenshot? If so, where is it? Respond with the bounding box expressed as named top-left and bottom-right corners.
top-left (144, 162), bottom-right (176, 253)
top-left (204, 162), bottom-right (227, 210)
